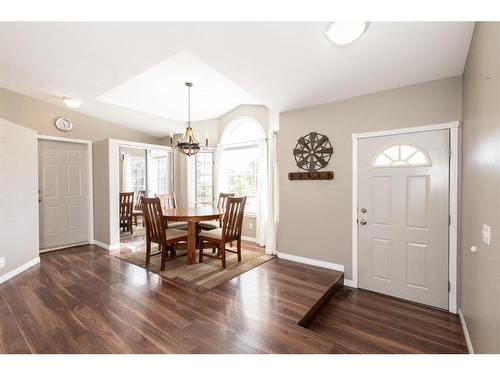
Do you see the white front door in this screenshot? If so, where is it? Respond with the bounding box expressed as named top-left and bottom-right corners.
top-left (38, 140), bottom-right (89, 250)
top-left (358, 130), bottom-right (449, 309)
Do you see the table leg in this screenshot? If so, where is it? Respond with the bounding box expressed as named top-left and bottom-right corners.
top-left (187, 221), bottom-right (198, 265)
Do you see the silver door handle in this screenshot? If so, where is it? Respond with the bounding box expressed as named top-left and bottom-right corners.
top-left (359, 219), bottom-right (367, 225)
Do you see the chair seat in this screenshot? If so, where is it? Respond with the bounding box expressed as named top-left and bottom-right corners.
top-left (198, 220), bottom-right (218, 231)
top-left (132, 210), bottom-right (142, 215)
top-left (168, 221), bottom-right (188, 230)
top-left (199, 228), bottom-right (223, 240)
top-left (165, 228), bottom-right (188, 240)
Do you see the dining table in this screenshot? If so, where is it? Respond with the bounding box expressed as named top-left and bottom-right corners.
top-left (162, 207), bottom-right (224, 265)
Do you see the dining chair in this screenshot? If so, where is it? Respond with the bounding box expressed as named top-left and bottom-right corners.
top-left (198, 192), bottom-right (235, 231)
top-left (132, 190), bottom-right (145, 227)
top-left (142, 197), bottom-right (188, 271)
top-left (119, 192), bottom-right (134, 235)
top-left (155, 193), bottom-right (188, 230)
top-left (198, 196), bottom-right (246, 269)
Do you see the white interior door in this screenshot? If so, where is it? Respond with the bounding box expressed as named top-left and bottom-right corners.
top-left (358, 130), bottom-right (449, 309)
top-left (38, 139), bottom-right (89, 250)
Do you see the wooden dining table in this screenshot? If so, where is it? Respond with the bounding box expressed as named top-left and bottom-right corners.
top-left (162, 207), bottom-right (224, 265)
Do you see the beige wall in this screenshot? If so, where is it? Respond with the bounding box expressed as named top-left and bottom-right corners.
top-left (460, 22), bottom-right (500, 353)
top-left (278, 77), bottom-right (462, 279)
top-left (0, 88), bottom-right (162, 249)
top-left (173, 141), bottom-right (189, 208)
top-left (0, 87), bottom-right (160, 144)
top-left (93, 139), bottom-right (111, 245)
top-left (157, 134), bottom-right (192, 208)
top-left (0, 120), bottom-right (39, 279)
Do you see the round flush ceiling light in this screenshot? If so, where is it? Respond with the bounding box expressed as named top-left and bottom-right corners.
top-left (63, 97), bottom-right (82, 109)
top-left (324, 21), bottom-right (368, 45)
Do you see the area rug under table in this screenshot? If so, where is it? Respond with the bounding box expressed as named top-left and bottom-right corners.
top-left (115, 246), bottom-right (274, 293)
top-left (119, 225), bottom-right (146, 240)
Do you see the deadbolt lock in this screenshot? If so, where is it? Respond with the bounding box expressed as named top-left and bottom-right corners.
top-left (360, 208), bottom-right (367, 213)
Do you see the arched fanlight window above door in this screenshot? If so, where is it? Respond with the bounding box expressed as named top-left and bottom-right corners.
top-left (373, 144), bottom-right (431, 167)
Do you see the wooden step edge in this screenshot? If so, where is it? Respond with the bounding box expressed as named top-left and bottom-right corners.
top-left (297, 273), bottom-right (344, 328)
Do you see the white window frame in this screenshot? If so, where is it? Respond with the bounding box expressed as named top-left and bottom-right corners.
top-left (128, 156), bottom-right (147, 192)
top-left (372, 144), bottom-right (432, 167)
top-left (218, 116), bottom-right (266, 217)
top-left (149, 150), bottom-right (174, 195)
top-left (351, 121), bottom-right (460, 314)
top-left (193, 150), bottom-right (215, 208)
top-left (219, 143), bottom-right (261, 216)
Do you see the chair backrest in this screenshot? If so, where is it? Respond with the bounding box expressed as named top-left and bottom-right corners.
top-left (142, 197), bottom-right (166, 243)
top-left (120, 192), bottom-right (134, 219)
top-left (217, 192), bottom-right (235, 209)
top-left (221, 196), bottom-right (246, 242)
top-left (134, 190), bottom-right (145, 211)
top-left (156, 193), bottom-right (177, 211)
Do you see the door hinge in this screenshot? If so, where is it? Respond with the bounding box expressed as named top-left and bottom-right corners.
top-left (448, 148), bottom-right (452, 159)
top-left (449, 214), bottom-right (451, 226)
top-left (448, 281), bottom-right (451, 291)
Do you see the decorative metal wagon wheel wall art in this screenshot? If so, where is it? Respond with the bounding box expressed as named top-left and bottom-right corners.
top-left (293, 132), bottom-right (333, 171)
top-left (289, 132), bottom-right (334, 180)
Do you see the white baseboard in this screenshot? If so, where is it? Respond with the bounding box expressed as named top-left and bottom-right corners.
top-left (458, 308), bottom-right (474, 354)
top-left (277, 252), bottom-right (345, 272)
top-left (0, 257), bottom-right (41, 285)
top-left (39, 241), bottom-right (89, 253)
top-left (93, 240), bottom-right (120, 251)
top-left (343, 279), bottom-right (356, 288)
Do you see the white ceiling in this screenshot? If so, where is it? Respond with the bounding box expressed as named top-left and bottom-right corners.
top-left (97, 50), bottom-right (260, 122)
top-left (0, 22), bottom-right (474, 136)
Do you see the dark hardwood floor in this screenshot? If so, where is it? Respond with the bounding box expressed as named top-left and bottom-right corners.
top-left (0, 234), bottom-right (467, 354)
top-left (308, 288), bottom-right (467, 354)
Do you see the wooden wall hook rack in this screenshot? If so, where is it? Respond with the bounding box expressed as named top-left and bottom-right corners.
top-left (288, 171), bottom-right (334, 180)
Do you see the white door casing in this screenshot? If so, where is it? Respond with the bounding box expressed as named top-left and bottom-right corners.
top-left (38, 139), bottom-right (89, 250)
top-left (357, 130), bottom-right (450, 309)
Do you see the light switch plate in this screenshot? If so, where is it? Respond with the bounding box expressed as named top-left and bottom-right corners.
top-left (0, 257), bottom-right (5, 269)
top-left (482, 224), bottom-right (491, 246)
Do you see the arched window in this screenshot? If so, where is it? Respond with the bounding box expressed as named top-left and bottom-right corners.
top-left (220, 117), bottom-right (266, 145)
top-left (218, 117), bottom-right (265, 214)
top-left (373, 145), bottom-right (431, 167)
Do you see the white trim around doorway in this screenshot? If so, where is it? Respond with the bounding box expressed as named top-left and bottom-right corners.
top-left (37, 135), bottom-right (95, 250)
top-left (351, 121), bottom-right (460, 313)
top-left (108, 139), bottom-right (174, 249)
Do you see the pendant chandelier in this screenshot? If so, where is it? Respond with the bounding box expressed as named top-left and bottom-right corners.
top-left (169, 82), bottom-right (207, 157)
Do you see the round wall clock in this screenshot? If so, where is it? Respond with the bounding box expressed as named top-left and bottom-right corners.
top-left (55, 117), bottom-right (73, 132)
top-left (293, 131), bottom-right (333, 171)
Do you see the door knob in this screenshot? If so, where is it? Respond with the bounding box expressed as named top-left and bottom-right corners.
top-left (359, 219), bottom-right (367, 225)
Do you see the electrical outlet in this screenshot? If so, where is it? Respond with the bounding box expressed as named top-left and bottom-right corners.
top-left (0, 257), bottom-right (5, 269)
top-left (249, 222), bottom-right (254, 230)
top-left (482, 224), bottom-right (491, 246)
